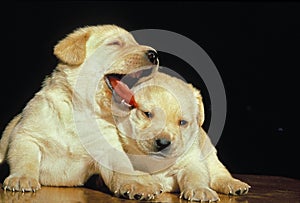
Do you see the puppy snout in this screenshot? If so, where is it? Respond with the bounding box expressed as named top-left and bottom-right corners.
top-left (155, 138), bottom-right (171, 151)
top-left (146, 50), bottom-right (158, 65)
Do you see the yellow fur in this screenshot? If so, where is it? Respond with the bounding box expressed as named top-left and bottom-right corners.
top-left (0, 25), bottom-right (249, 201)
top-left (112, 72), bottom-right (250, 201)
top-left (0, 24), bottom-right (157, 191)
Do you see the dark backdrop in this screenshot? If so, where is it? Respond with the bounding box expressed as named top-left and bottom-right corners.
top-left (1, 1), bottom-right (299, 180)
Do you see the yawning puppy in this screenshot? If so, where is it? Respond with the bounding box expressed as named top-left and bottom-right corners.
top-left (0, 25), bottom-right (158, 192)
top-left (111, 72), bottom-right (251, 201)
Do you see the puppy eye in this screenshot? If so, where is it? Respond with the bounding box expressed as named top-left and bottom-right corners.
top-left (179, 120), bottom-right (188, 126)
top-left (143, 111), bottom-right (153, 119)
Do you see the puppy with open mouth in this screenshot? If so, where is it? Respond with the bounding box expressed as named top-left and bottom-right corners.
top-left (0, 25), bottom-right (159, 192)
top-left (110, 71), bottom-right (250, 201)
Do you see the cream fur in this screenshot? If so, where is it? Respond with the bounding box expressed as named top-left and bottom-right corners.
top-left (0, 24), bottom-right (157, 192)
top-left (111, 72), bottom-right (251, 201)
top-left (0, 25), bottom-right (250, 202)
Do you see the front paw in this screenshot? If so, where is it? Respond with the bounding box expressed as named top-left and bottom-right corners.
top-left (227, 179), bottom-right (250, 195)
top-left (114, 182), bottom-right (163, 200)
top-left (211, 177), bottom-right (251, 195)
top-left (3, 175), bottom-right (41, 192)
top-left (180, 187), bottom-right (220, 202)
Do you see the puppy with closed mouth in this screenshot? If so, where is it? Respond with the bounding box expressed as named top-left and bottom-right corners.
top-left (0, 25), bottom-right (159, 192)
top-left (110, 71), bottom-right (251, 201)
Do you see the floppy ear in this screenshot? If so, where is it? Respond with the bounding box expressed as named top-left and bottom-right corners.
top-left (54, 28), bottom-right (91, 66)
top-left (192, 87), bottom-right (205, 126)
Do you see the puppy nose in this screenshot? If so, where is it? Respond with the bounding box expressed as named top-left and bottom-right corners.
top-left (155, 138), bottom-right (171, 151)
top-left (146, 50), bottom-right (158, 65)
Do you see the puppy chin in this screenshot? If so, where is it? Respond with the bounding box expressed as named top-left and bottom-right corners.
top-left (146, 145), bottom-right (183, 160)
top-left (127, 151), bottom-right (178, 173)
top-left (149, 151), bottom-right (169, 158)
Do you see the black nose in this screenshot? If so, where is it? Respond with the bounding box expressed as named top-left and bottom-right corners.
top-left (146, 50), bottom-right (158, 65)
top-left (155, 138), bottom-right (171, 151)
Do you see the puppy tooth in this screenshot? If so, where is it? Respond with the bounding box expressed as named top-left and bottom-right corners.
top-left (4, 186), bottom-right (7, 191)
top-left (22, 188), bottom-right (25, 193)
top-left (179, 192), bottom-right (183, 199)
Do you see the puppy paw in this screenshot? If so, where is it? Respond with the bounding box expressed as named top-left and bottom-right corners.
top-left (227, 179), bottom-right (250, 195)
top-left (3, 175), bottom-right (41, 192)
top-left (114, 182), bottom-right (163, 200)
top-left (180, 187), bottom-right (220, 202)
top-left (211, 177), bottom-right (251, 195)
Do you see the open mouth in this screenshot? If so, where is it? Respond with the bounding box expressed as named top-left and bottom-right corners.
top-left (105, 66), bottom-right (156, 108)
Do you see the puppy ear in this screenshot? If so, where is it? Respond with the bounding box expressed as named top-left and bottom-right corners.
top-left (192, 87), bottom-right (205, 126)
top-left (54, 28), bottom-right (90, 66)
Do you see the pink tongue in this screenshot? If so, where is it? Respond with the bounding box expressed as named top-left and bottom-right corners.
top-left (109, 77), bottom-right (138, 108)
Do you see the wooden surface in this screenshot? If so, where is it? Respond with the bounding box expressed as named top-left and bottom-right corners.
top-left (0, 174), bottom-right (299, 203)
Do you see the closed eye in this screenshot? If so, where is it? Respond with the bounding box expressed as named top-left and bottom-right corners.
top-left (106, 40), bottom-right (122, 46)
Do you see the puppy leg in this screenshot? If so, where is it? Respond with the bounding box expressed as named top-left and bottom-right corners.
top-left (177, 160), bottom-right (220, 202)
top-left (200, 131), bottom-right (251, 195)
top-left (206, 150), bottom-right (251, 195)
top-left (3, 137), bottom-right (41, 192)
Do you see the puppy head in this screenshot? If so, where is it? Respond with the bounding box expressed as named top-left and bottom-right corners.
top-left (113, 73), bottom-right (204, 159)
top-left (53, 25), bottom-right (158, 96)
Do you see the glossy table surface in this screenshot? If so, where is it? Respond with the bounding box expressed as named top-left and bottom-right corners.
top-left (1, 174), bottom-right (299, 203)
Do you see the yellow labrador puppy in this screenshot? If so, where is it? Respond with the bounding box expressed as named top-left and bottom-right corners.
top-left (111, 72), bottom-right (250, 201)
top-left (0, 25), bottom-right (159, 192)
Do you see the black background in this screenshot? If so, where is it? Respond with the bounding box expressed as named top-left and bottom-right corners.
top-left (1, 1), bottom-right (299, 180)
